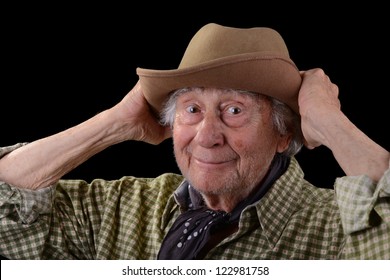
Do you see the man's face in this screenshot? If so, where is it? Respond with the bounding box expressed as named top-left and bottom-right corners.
top-left (172, 88), bottom-right (290, 202)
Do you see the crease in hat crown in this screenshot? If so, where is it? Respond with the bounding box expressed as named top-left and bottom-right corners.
top-left (178, 23), bottom-right (290, 69)
top-left (137, 23), bottom-right (302, 114)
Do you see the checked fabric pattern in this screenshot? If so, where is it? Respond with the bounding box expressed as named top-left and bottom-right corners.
top-left (0, 144), bottom-right (389, 259)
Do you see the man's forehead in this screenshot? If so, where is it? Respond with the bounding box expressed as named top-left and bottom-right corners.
top-left (172, 88), bottom-right (270, 107)
top-left (174, 87), bottom-right (267, 98)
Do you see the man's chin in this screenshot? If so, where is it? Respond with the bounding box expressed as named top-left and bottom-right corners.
top-left (189, 179), bottom-right (234, 196)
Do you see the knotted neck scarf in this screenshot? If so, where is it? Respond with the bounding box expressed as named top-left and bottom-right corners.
top-left (157, 153), bottom-right (290, 260)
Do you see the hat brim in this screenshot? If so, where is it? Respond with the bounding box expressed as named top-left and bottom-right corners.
top-left (137, 52), bottom-right (302, 115)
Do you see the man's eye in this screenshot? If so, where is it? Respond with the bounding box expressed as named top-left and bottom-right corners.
top-left (227, 106), bottom-right (241, 115)
top-left (186, 106), bottom-right (200, 114)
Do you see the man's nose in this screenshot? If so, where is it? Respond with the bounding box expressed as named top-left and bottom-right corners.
top-left (195, 113), bottom-right (225, 148)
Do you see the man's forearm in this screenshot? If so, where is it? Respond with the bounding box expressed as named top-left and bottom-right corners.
top-left (325, 113), bottom-right (389, 182)
top-left (0, 109), bottom-right (125, 189)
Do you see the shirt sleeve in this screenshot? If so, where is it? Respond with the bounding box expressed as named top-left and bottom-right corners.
top-left (0, 183), bottom-right (56, 258)
top-left (0, 143), bottom-right (56, 259)
top-left (335, 161), bottom-right (390, 259)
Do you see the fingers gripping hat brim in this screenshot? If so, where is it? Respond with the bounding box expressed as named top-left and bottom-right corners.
top-left (136, 23), bottom-right (302, 114)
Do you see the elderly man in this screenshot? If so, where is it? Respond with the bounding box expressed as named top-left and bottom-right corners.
top-left (0, 23), bottom-right (389, 259)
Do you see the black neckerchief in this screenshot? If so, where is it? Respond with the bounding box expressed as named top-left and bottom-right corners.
top-left (157, 153), bottom-right (290, 260)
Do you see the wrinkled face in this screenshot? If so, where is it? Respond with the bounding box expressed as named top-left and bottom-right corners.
top-left (172, 88), bottom-right (290, 198)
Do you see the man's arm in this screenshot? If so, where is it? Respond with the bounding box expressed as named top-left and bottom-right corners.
top-left (298, 68), bottom-right (389, 182)
top-left (0, 81), bottom-right (171, 189)
top-left (299, 68), bottom-right (390, 259)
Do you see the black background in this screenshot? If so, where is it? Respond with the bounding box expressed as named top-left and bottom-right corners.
top-left (1, 3), bottom-right (389, 189)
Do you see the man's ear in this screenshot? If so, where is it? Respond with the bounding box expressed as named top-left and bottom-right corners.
top-left (276, 133), bottom-right (292, 153)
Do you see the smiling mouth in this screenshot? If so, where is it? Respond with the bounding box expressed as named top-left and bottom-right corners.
top-left (193, 157), bottom-right (235, 166)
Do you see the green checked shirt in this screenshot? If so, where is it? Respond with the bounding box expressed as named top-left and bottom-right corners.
top-left (0, 143), bottom-right (389, 259)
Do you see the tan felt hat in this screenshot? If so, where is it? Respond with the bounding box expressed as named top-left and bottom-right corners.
top-left (137, 23), bottom-right (302, 114)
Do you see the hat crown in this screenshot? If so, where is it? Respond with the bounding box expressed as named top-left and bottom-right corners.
top-left (179, 23), bottom-right (290, 69)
